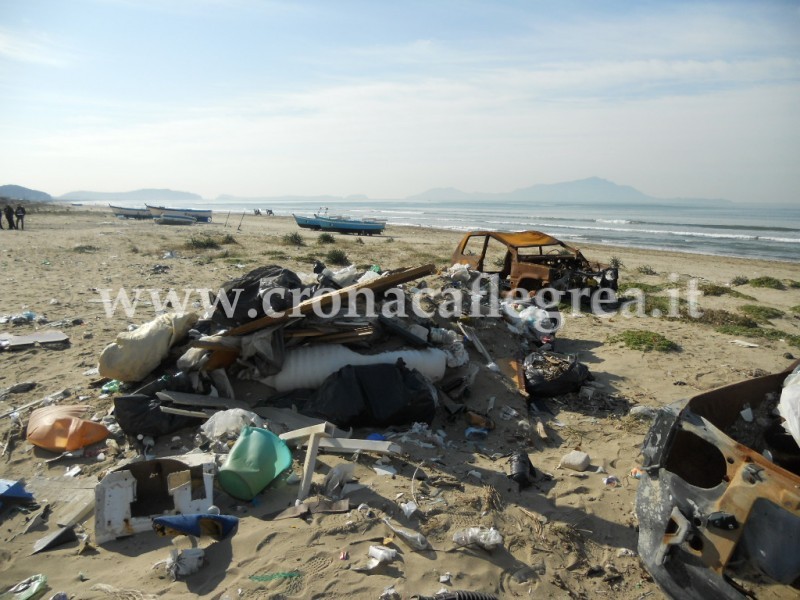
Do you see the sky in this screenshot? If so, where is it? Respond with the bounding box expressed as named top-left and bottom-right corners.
top-left (0, 0), bottom-right (798, 203)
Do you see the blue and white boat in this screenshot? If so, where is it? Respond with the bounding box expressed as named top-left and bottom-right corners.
top-left (146, 204), bottom-right (213, 223)
top-left (292, 208), bottom-right (386, 235)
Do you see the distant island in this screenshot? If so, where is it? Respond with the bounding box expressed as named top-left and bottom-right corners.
top-left (0, 184), bottom-right (52, 202)
top-left (405, 177), bottom-right (732, 206)
top-left (58, 188), bottom-right (203, 203)
top-left (1, 178), bottom-right (732, 207)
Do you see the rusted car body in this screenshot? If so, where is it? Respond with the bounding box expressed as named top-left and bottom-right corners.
top-left (450, 230), bottom-right (617, 294)
top-left (636, 362), bottom-right (800, 599)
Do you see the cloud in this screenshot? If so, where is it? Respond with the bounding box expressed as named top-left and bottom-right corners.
top-left (0, 28), bottom-right (71, 67)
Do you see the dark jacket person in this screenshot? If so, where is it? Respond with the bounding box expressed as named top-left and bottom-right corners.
top-left (15, 205), bottom-right (26, 230)
top-left (3, 205), bottom-right (15, 229)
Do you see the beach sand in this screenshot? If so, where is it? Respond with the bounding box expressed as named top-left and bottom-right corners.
top-left (1, 206), bottom-right (798, 599)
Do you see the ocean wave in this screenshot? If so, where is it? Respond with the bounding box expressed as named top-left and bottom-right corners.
top-left (524, 221), bottom-right (767, 241)
top-left (760, 236), bottom-right (800, 244)
top-left (596, 219), bottom-right (633, 224)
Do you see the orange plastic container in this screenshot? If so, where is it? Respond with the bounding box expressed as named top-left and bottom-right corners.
top-left (26, 405), bottom-right (110, 452)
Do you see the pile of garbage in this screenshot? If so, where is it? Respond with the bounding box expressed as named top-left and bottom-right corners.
top-left (0, 259), bottom-right (601, 598)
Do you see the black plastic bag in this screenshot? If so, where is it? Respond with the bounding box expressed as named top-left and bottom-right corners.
top-left (210, 265), bottom-right (304, 327)
top-left (114, 394), bottom-right (205, 437)
top-left (300, 360), bottom-right (436, 428)
top-left (523, 351), bottom-right (590, 397)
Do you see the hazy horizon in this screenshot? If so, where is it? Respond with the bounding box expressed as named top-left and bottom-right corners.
top-left (1, 1), bottom-right (798, 205)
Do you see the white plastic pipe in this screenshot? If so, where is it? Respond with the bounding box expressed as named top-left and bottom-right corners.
top-left (263, 344), bottom-right (447, 392)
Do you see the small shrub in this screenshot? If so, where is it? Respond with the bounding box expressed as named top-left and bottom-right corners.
top-left (699, 282), bottom-right (755, 300)
top-left (787, 280), bottom-right (800, 289)
top-left (326, 248), bottom-right (349, 266)
top-left (220, 233), bottom-right (238, 245)
top-left (282, 232), bottom-right (305, 247)
top-left (637, 265), bottom-right (657, 276)
top-left (355, 237), bottom-right (365, 245)
top-left (739, 304), bottom-right (785, 322)
top-left (129, 245), bottom-right (139, 254)
top-left (318, 233), bottom-right (336, 244)
top-left (699, 283), bottom-right (730, 297)
top-left (730, 275), bottom-right (749, 286)
top-left (749, 276), bottom-right (785, 290)
top-left (384, 237), bottom-right (395, 243)
top-left (609, 256), bottom-right (624, 269)
top-left (262, 249), bottom-right (289, 260)
top-left (695, 308), bottom-right (758, 328)
top-left (73, 244), bottom-right (99, 253)
top-left (186, 235), bottom-right (220, 250)
top-left (609, 330), bottom-right (679, 352)
top-left (791, 305), bottom-right (800, 313)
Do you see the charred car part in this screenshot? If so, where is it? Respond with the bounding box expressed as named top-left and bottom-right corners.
top-left (451, 230), bottom-right (618, 296)
top-left (636, 362), bottom-right (800, 599)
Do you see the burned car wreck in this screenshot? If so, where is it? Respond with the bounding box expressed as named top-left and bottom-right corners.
top-left (636, 362), bottom-right (800, 599)
top-left (451, 230), bottom-right (618, 296)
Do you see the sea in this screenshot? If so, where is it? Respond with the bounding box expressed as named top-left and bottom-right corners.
top-left (108, 198), bottom-right (800, 263)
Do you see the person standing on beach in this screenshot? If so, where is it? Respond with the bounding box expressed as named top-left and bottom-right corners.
top-left (14, 204), bottom-right (26, 230)
top-left (3, 205), bottom-right (16, 229)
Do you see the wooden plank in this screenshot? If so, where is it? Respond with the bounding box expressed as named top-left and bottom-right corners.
top-left (156, 391), bottom-right (251, 411)
top-left (313, 437), bottom-right (401, 455)
top-left (0, 330), bottom-right (69, 349)
top-left (297, 432), bottom-right (323, 502)
top-left (279, 423), bottom-right (329, 445)
top-left (159, 406), bottom-right (209, 419)
top-left (25, 476), bottom-right (96, 528)
top-left (253, 406), bottom-right (350, 438)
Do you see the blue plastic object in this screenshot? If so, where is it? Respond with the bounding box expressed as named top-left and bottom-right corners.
top-left (152, 513), bottom-right (239, 540)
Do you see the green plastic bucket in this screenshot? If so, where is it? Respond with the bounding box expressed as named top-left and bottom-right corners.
top-left (218, 427), bottom-right (292, 501)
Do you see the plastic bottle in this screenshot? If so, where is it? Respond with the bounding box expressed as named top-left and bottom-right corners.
top-left (429, 327), bottom-right (458, 344)
top-left (101, 380), bottom-right (121, 394)
top-left (368, 545), bottom-right (397, 563)
top-left (383, 517), bottom-right (430, 550)
top-left (508, 451), bottom-right (536, 489)
top-left (452, 527), bottom-right (504, 551)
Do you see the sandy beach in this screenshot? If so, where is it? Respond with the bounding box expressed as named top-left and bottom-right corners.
top-left (1, 205), bottom-right (799, 599)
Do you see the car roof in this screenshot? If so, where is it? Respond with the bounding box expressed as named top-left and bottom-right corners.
top-left (463, 230), bottom-right (567, 248)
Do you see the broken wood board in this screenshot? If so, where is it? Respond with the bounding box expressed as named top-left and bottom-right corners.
top-left (156, 390), bottom-right (251, 411)
top-left (25, 475), bottom-right (96, 529)
top-left (160, 406), bottom-right (210, 419)
top-left (0, 330), bottom-right (69, 350)
top-left (312, 437), bottom-right (401, 455)
top-left (279, 423), bottom-right (331, 445)
top-left (297, 431), bottom-right (327, 502)
top-left (253, 406), bottom-right (350, 438)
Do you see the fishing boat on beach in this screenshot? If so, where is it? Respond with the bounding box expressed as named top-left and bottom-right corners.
top-left (146, 204), bottom-right (213, 223)
top-left (109, 204), bottom-right (152, 219)
top-left (292, 208), bottom-right (386, 235)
